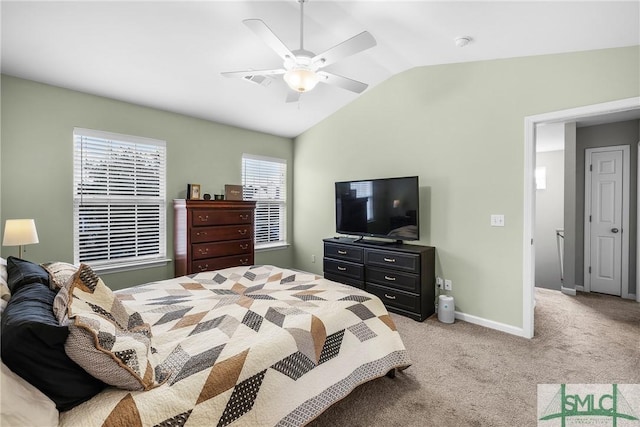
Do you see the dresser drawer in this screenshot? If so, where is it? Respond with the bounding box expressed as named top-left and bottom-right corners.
top-left (366, 284), bottom-right (420, 313)
top-left (192, 209), bottom-right (253, 226)
top-left (191, 225), bottom-right (253, 243)
top-left (365, 249), bottom-right (419, 273)
top-left (324, 242), bottom-right (364, 263)
top-left (192, 254), bottom-right (253, 273)
top-left (192, 239), bottom-right (253, 260)
top-left (323, 258), bottom-right (364, 282)
top-left (366, 267), bottom-right (419, 293)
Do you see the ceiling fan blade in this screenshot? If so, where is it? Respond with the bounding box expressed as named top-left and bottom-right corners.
top-left (243, 19), bottom-right (295, 61)
top-left (317, 71), bottom-right (368, 94)
top-left (285, 91), bottom-right (301, 103)
top-left (221, 68), bottom-right (286, 78)
top-left (313, 31), bottom-right (376, 68)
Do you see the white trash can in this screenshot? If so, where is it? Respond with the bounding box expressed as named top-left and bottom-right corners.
top-left (438, 295), bottom-right (455, 324)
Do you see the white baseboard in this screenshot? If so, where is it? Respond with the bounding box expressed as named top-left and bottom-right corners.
top-left (561, 286), bottom-right (577, 295)
top-left (454, 311), bottom-right (527, 338)
top-left (575, 285), bottom-right (585, 292)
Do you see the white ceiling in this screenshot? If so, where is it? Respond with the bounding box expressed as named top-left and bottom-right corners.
top-left (2, 1), bottom-right (639, 138)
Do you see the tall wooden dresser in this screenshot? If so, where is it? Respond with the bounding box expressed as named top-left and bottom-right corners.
top-left (174, 199), bottom-right (256, 277)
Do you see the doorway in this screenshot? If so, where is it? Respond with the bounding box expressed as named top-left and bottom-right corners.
top-left (523, 97), bottom-right (640, 339)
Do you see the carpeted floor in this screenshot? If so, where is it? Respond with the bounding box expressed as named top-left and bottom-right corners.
top-left (308, 288), bottom-right (640, 427)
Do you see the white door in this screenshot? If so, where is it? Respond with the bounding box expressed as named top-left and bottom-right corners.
top-left (584, 147), bottom-right (628, 296)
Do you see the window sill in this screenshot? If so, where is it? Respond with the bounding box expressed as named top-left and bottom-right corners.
top-left (89, 258), bottom-right (172, 275)
top-left (255, 243), bottom-right (290, 252)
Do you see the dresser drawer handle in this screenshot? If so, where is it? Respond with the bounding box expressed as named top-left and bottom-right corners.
top-left (198, 248), bottom-right (209, 254)
top-left (240, 258), bottom-right (249, 265)
top-left (198, 215), bottom-right (209, 221)
top-left (198, 264), bottom-right (209, 272)
top-left (196, 231), bottom-right (207, 236)
top-left (238, 229), bottom-right (248, 235)
top-left (337, 266), bottom-right (347, 271)
top-left (383, 257), bottom-right (396, 263)
top-left (240, 244), bottom-right (249, 250)
top-left (337, 250), bottom-right (347, 255)
top-left (384, 275), bottom-right (396, 281)
top-left (384, 294), bottom-right (396, 300)
top-left (240, 214), bottom-right (249, 220)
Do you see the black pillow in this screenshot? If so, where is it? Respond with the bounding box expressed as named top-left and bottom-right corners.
top-left (6, 256), bottom-right (50, 293)
top-left (1, 280), bottom-right (107, 411)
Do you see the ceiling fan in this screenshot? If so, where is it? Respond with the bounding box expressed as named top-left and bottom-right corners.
top-left (221, 0), bottom-right (376, 102)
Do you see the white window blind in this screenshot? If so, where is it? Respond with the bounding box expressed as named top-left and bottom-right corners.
top-left (242, 154), bottom-right (287, 248)
top-left (73, 128), bottom-right (167, 270)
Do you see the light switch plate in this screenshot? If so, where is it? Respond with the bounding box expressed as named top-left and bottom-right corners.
top-left (491, 214), bottom-right (505, 227)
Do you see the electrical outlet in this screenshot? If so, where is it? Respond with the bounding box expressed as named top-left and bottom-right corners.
top-left (436, 277), bottom-right (444, 289)
top-left (311, 254), bottom-right (316, 263)
top-left (444, 279), bottom-right (453, 291)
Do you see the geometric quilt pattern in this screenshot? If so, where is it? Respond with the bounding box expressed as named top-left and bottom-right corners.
top-left (58, 265), bottom-right (411, 427)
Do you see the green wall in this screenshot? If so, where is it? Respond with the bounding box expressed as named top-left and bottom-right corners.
top-left (292, 46), bottom-right (640, 329)
top-left (0, 75), bottom-right (294, 289)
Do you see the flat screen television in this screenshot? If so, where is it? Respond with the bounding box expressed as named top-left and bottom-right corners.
top-left (335, 176), bottom-right (419, 242)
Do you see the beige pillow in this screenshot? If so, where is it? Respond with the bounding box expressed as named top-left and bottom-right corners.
top-left (42, 261), bottom-right (78, 290)
top-left (0, 362), bottom-right (58, 427)
top-left (60, 264), bottom-right (157, 391)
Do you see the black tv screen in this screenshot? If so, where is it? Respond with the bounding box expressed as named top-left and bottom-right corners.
top-left (335, 176), bottom-right (419, 241)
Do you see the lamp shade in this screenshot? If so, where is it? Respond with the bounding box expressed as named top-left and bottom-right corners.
top-left (3, 219), bottom-right (39, 246)
top-left (283, 67), bottom-right (320, 93)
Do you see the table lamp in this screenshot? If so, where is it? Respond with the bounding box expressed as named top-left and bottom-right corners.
top-left (2, 219), bottom-right (39, 258)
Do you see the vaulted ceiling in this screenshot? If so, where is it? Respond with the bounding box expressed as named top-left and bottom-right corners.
top-left (2, 1), bottom-right (638, 138)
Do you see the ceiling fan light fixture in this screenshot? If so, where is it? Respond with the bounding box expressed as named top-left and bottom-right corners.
top-left (284, 67), bottom-right (320, 93)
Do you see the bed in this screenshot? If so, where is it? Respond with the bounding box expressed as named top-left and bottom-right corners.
top-left (1, 258), bottom-right (411, 426)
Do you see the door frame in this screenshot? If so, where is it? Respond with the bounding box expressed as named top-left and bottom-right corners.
top-left (583, 145), bottom-right (629, 296)
top-left (523, 97), bottom-right (640, 339)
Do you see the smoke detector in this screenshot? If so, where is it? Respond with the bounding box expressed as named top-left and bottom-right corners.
top-left (455, 36), bottom-right (472, 48)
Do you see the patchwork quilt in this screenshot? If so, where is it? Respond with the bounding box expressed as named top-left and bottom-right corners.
top-left (58, 265), bottom-right (411, 427)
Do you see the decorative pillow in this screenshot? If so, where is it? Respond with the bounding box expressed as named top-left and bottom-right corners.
top-left (42, 261), bottom-right (78, 290)
top-left (6, 256), bottom-right (49, 294)
top-left (0, 280), bottom-right (107, 411)
top-left (60, 264), bottom-right (157, 391)
top-left (0, 258), bottom-right (9, 315)
top-left (1, 362), bottom-right (58, 427)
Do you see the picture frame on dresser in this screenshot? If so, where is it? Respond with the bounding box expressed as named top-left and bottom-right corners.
top-left (187, 184), bottom-right (201, 200)
top-left (224, 184), bottom-right (243, 201)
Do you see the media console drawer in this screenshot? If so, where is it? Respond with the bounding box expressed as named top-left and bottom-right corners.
top-left (324, 242), bottom-right (363, 263)
top-left (365, 249), bottom-right (419, 273)
top-left (322, 238), bottom-right (435, 322)
top-left (323, 258), bottom-right (364, 282)
top-left (366, 284), bottom-right (420, 313)
top-left (366, 267), bottom-right (419, 293)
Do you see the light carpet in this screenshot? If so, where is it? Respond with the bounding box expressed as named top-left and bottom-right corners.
top-left (309, 288), bottom-right (640, 427)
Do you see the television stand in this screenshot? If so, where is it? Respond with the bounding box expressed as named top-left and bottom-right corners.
top-left (323, 238), bottom-right (436, 321)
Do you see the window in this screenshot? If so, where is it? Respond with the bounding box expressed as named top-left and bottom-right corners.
top-left (73, 128), bottom-right (167, 272)
top-left (242, 154), bottom-right (287, 249)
